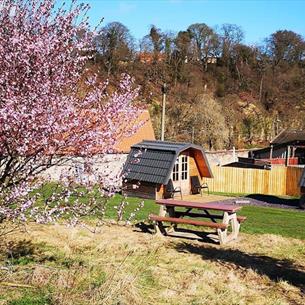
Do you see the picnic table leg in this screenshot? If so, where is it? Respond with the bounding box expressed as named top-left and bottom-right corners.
top-left (217, 212), bottom-right (228, 244)
top-left (159, 204), bottom-right (167, 217)
top-left (156, 205), bottom-right (176, 235)
top-left (153, 220), bottom-right (167, 235)
top-left (218, 212), bottom-right (240, 244)
top-left (231, 213), bottom-right (240, 239)
top-left (166, 206), bottom-right (177, 233)
top-left (152, 204), bottom-right (167, 235)
top-left (227, 212), bottom-right (240, 240)
top-left (217, 228), bottom-right (226, 245)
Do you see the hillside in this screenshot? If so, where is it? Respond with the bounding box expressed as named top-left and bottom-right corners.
top-left (89, 23), bottom-right (305, 150)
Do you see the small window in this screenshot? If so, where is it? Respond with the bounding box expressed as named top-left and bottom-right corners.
top-left (181, 155), bottom-right (188, 180)
top-left (172, 159), bottom-right (179, 181)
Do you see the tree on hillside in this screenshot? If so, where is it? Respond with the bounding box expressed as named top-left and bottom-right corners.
top-left (171, 31), bottom-right (192, 85)
top-left (266, 30), bottom-right (305, 67)
top-left (140, 25), bottom-right (164, 60)
top-left (187, 23), bottom-right (219, 71)
top-left (171, 94), bottom-right (229, 150)
top-left (218, 23), bottom-right (244, 66)
top-left (257, 31), bottom-right (305, 111)
top-left (95, 21), bottom-right (134, 75)
top-left (0, 0), bottom-right (140, 226)
top-left (139, 25), bottom-right (168, 80)
top-left (163, 31), bottom-right (176, 63)
top-left (175, 31), bottom-right (192, 60)
top-left (231, 43), bottom-right (258, 89)
top-left (192, 94), bottom-right (229, 150)
top-left (149, 25), bottom-right (164, 55)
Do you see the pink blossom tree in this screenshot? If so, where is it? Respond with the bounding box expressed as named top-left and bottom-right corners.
top-left (0, 0), bottom-right (141, 228)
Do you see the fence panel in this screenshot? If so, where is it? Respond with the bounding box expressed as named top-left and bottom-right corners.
top-left (286, 167), bottom-right (303, 196)
top-left (202, 166), bottom-right (302, 196)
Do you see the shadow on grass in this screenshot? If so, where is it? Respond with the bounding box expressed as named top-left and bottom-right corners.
top-left (134, 222), bottom-right (154, 234)
top-left (1, 240), bottom-right (60, 266)
top-left (134, 222), bottom-right (219, 244)
top-left (175, 242), bottom-right (305, 291)
top-left (245, 194), bottom-right (300, 207)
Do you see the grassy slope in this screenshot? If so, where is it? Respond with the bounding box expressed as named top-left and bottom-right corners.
top-left (1, 192), bottom-right (305, 305)
top-left (1, 224), bottom-right (304, 305)
top-left (105, 194), bottom-right (305, 240)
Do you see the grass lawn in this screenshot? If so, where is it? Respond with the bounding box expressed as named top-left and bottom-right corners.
top-left (1, 192), bottom-right (305, 305)
top-left (209, 190), bottom-right (300, 199)
top-left (239, 206), bottom-right (305, 239)
top-left (104, 194), bottom-right (305, 240)
top-left (34, 184), bottom-right (305, 239)
top-left (1, 221), bottom-right (304, 305)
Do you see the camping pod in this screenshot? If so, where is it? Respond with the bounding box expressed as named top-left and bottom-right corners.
top-left (122, 140), bottom-right (213, 199)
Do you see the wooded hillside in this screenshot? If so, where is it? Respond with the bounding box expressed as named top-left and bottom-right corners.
top-left (88, 22), bottom-right (305, 150)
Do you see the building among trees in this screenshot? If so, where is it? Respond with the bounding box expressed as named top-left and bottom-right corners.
top-left (250, 129), bottom-right (305, 165)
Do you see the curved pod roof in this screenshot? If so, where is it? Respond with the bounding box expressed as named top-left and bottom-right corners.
top-left (123, 140), bottom-right (213, 185)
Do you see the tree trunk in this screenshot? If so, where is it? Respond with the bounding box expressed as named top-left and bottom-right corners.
top-left (259, 74), bottom-right (264, 104)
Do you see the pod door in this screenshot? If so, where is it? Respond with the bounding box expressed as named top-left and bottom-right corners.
top-left (172, 152), bottom-right (190, 195)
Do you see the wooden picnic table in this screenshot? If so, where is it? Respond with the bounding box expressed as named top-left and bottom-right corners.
top-left (149, 199), bottom-right (245, 244)
top-left (156, 199), bottom-right (242, 212)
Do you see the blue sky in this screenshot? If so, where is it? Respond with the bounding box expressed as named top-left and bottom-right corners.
top-left (77, 0), bottom-right (305, 45)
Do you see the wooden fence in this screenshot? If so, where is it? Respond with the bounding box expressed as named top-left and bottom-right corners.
top-left (202, 166), bottom-right (303, 197)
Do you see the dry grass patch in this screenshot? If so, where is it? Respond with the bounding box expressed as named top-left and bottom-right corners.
top-left (0, 223), bottom-right (304, 305)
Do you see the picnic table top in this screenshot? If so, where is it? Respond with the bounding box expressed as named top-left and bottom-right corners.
top-left (156, 199), bottom-right (242, 213)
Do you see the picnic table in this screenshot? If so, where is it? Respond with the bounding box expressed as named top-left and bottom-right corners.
top-left (149, 199), bottom-right (246, 244)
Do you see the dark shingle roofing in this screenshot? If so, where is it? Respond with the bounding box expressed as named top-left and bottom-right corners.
top-left (123, 140), bottom-right (212, 184)
top-left (271, 129), bottom-right (305, 145)
top-left (300, 168), bottom-right (305, 188)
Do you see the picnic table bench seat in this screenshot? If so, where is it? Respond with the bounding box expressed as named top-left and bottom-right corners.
top-left (149, 214), bottom-right (228, 230)
top-left (236, 216), bottom-right (247, 223)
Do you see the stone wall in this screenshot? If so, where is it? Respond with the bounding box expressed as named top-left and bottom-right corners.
top-left (39, 149), bottom-right (251, 187)
top-left (40, 154), bottom-right (128, 188)
top-left (205, 149), bottom-right (250, 166)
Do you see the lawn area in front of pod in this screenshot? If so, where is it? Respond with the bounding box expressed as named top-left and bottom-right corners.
top-left (35, 184), bottom-right (305, 240)
top-left (105, 194), bottom-right (305, 240)
top-left (2, 191), bottom-right (305, 305)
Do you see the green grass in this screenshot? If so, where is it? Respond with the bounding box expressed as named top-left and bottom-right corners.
top-left (36, 184), bottom-right (305, 240)
top-left (103, 194), bottom-right (157, 221)
top-left (208, 191), bottom-right (251, 197)
top-left (8, 292), bottom-right (53, 305)
top-left (209, 191), bottom-right (300, 200)
top-left (35, 183), bottom-right (157, 221)
top-left (239, 206), bottom-right (305, 239)
top-left (105, 194), bottom-right (305, 240)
